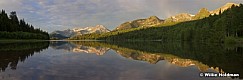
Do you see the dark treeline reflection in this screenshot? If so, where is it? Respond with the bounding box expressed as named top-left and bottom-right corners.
top-left (67, 41), bottom-right (243, 79)
top-left (0, 41), bottom-right (49, 72)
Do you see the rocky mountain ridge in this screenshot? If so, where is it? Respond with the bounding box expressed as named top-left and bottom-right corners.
top-left (165, 3), bottom-right (239, 23)
top-left (50, 25), bottom-right (110, 39)
top-left (164, 13), bottom-right (195, 23)
top-left (114, 16), bottom-right (164, 31)
top-left (210, 3), bottom-right (240, 15)
top-left (52, 3), bottom-right (239, 39)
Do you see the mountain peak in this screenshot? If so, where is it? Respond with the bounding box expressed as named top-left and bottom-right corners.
top-left (115, 16), bottom-right (163, 31)
top-left (199, 8), bottom-right (209, 13)
top-left (164, 13), bottom-right (194, 23)
top-left (50, 25), bottom-right (110, 39)
top-left (225, 3), bottom-right (238, 6)
top-left (94, 25), bottom-right (107, 29)
top-left (147, 16), bottom-right (160, 20)
top-left (193, 8), bottom-right (210, 19)
top-left (210, 3), bottom-right (239, 15)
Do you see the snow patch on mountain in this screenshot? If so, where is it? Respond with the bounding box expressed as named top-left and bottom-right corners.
top-left (50, 25), bottom-right (110, 39)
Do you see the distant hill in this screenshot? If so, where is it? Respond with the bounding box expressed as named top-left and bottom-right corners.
top-left (50, 25), bottom-right (110, 39)
top-left (114, 16), bottom-right (164, 31)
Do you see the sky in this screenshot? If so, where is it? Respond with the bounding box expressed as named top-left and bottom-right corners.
top-left (0, 0), bottom-right (243, 32)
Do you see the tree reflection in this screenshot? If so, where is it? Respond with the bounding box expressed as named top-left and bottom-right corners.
top-left (0, 41), bottom-right (49, 72)
top-left (68, 41), bottom-right (243, 79)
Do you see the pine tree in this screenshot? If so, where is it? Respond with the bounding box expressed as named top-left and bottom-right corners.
top-left (9, 11), bottom-right (19, 32)
top-left (0, 10), bottom-right (49, 40)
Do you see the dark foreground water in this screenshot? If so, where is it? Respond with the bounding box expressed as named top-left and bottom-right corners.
top-left (0, 41), bottom-right (242, 80)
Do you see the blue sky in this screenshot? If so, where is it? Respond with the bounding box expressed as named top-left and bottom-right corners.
top-left (0, 0), bottom-right (243, 32)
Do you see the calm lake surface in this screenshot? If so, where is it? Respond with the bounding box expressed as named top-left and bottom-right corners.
top-left (0, 41), bottom-right (242, 80)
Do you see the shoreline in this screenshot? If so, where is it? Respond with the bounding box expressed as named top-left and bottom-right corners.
top-left (1, 39), bottom-right (242, 44)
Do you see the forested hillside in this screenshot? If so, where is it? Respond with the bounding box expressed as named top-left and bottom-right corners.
top-left (0, 10), bottom-right (49, 40)
top-left (71, 4), bottom-right (243, 43)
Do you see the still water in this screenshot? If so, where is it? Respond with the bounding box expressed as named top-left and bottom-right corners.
top-left (0, 41), bottom-right (242, 80)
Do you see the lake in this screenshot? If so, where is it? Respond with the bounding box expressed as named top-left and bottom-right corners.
top-left (0, 41), bottom-right (242, 80)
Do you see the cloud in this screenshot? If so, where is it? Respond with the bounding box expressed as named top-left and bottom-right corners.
top-left (0, 0), bottom-right (23, 11)
top-left (0, 0), bottom-right (242, 32)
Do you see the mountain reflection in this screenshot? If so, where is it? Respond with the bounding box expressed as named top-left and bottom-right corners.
top-left (50, 41), bottom-right (110, 55)
top-left (50, 41), bottom-right (243, 79)
top-left (0, 41), bottom-right (49, 72)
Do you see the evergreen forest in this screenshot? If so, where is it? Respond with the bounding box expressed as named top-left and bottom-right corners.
top-left (0, 10), bottom-right (49, 40)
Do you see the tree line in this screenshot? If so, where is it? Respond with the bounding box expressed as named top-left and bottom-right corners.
top-left (71, 4), bottom-right (243, 43)
top-left (0, 10), bottom-right (49, 40)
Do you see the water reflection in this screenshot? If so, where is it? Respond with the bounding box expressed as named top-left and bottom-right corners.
top-left (0, 41), bottom-right (242, 80)
top-left (50, 41), bottom-right (110, 55)
top-left (0, 41), bottom-right (49, 71)
top-left (66, 41), bottom-right (243, 79)
top-left (113, 41), bottom-right (243, 78)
